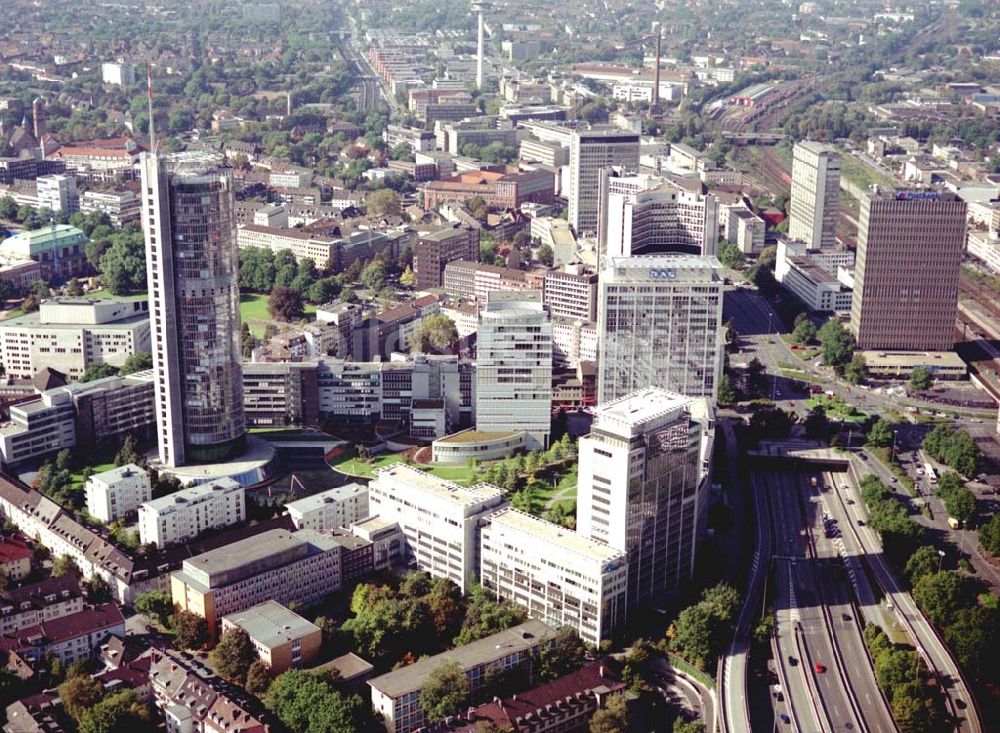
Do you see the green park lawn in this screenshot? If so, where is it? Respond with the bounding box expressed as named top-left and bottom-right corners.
top-left (806, 394), bottom-right (868, 423)
top-left (240, 292), bottom-right (317, 338)
top-left (330, 452), bottom-right (477, 485)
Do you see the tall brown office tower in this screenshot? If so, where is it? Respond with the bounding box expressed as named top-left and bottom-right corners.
top-left (850, 189), bottom-right (967, 351)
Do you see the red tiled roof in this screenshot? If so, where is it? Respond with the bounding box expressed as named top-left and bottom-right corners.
top-left (0, 537), bottom-right (31, 565)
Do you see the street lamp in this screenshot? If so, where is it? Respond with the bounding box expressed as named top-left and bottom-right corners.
top-left (891, 430), bottom-right (898, 463)
top-left (937, 549), bottom-right (945, 572)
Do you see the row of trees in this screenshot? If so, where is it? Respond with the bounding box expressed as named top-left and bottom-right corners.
top-left (863, 624), bottom-right (946, 732)
top-left (922, 425), bottom-right (981, 478)
top-left (859, 475), bottom-right (999, 685)
top-left (665, 583), bottom-right (741, 670)
top-left (933, 471), bottom-right (978, 527)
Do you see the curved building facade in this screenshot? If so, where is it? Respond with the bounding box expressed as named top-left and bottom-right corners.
top-left (141, 152), bottom-right (245, 466)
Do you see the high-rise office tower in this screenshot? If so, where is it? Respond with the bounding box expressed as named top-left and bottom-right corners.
top-left (140, 151), bottom-right (245, 467)
top-left (598, 168), bottom-right (719, 259)
top-left (597, 255), bottom-right (725, 404)
top-left (577, 388), bottom-right (714, 603)
top-left (850, 189), bottom-right (967, 351)
top-left (475, 290), bottom-right (552, 450)
top-left (789, 141), bottom-right (841, 248)
top-left (569, 128), bottom-right (640, 236)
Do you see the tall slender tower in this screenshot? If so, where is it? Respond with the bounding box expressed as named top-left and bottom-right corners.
top-left (652, 26), bottom-right (662, 108)
top-left (140, 151), bottom-right (245, 467)
top-left (31, 98), bottom-right (45, 142)
top-left (577, 388), bottom-right (714, 603)
top-left (472, 2), bottom-right (490, 89)
top-left (789, 141), bottom-right (841, 248)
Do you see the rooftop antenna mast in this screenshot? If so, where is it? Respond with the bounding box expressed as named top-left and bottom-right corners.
top-left (147, 63), bottom-right (156, 154)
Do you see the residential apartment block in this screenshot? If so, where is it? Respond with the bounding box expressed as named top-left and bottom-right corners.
top-left (597, 255), bottom-right (725, 403)
top-left (0, 297), bottom-right (150, 380)
top-left (285, 483), bottom-right (369, 533)
top-left (578, 388), bottom-right (715, 603)
top-left (368, 620), bottom-right (556, 733)
top-left (0, 575), bottom-right (83, 636)
top-left (170, 528), bottom-right (341, 635)
top-left (480, 509), bottom-right (628, 645)
top-left (138, 478), bottom-right (245, 548)
top-left (0, 603), bottom-right (125, 665)
top-left (368, 464), bottom-right (507, 593)
top-left (237, 223), bottom-right (338, 268)
top-left (84, 463), bottom-right (151, 523)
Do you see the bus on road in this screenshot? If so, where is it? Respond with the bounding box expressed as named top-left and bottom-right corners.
top-left (924, 463), bottom-right (938, 483)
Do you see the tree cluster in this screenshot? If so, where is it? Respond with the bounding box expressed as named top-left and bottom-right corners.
top-left (933, 471), bottom-right (977, 527)
top-left (240, 247), bottom-right (342, 305)
top-left (922, 425), bottom-right (981, 477)
top-left (858, 475), bottom-right (925, 569)
top-left (863, 625), bottom-right (946, 733)
top-left (666, 583), bottom-right (740, 670)
top-left (341, 573), bottom-right (524, 668)
top-left (817, 318), bottom-right (856, 369)
top-left (860, 477), bottom-right (999, 685)
top-left (265, 669), bottom-right (368, 733)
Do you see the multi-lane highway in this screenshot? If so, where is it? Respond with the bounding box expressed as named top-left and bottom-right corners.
top-left (765, 467), bottom-right (896, 733)
top-left (718, 419), bottom-right (768, 733)
top-left (835, 461), bottom-right (984, 733)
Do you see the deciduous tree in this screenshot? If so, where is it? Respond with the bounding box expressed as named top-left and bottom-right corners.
top-left (421, 661), bottom-right (469, 723)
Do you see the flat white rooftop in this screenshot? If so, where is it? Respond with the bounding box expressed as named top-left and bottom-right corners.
top-left (487, 508), bottom-right (626, 566)
top-left (285, 483), bottom-right (367, 516)
top-left (592, 387), bottom-right (698, 438)
top-left (373, 464), bottom-right (505, 507)
top-left (222, 600), bottom-right (319, 650)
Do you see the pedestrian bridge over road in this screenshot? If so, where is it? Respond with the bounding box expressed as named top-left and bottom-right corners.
top-left (746, 440), bottom-right (851, 469)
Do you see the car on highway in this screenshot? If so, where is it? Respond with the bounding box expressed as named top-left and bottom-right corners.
top-left (814, 663), bottom-right (826, 673)
top-left (788, 655), bottom-right (798, 666)
top-left (779, 713), bottom-right (791, 724)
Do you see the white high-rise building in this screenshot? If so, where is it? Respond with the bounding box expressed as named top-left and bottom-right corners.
top-left (568, 128), bottom-right (640, 236)
top-left (368, 464), bottom-right (507, 593)
top-left (36, 175), bottom-right (79, 214)
top-left (138, 478), bottom-right (245, 548)
top-left (596, 255), bottom-right (725, 404)
top-left (789, 141), bottom-right (841, 248)
top-left (577, 388), bottom-right (714, 603)
top-left (140, 152), bottom-right (245, 467)
top-left (101, 62), bottom-right (136, 87)
top-left (598, 168), bottom-right (719, 260)
top-left (475, 290), bottom-right (552, 450)
top-left (479, 509), bottom-right (628, 645)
